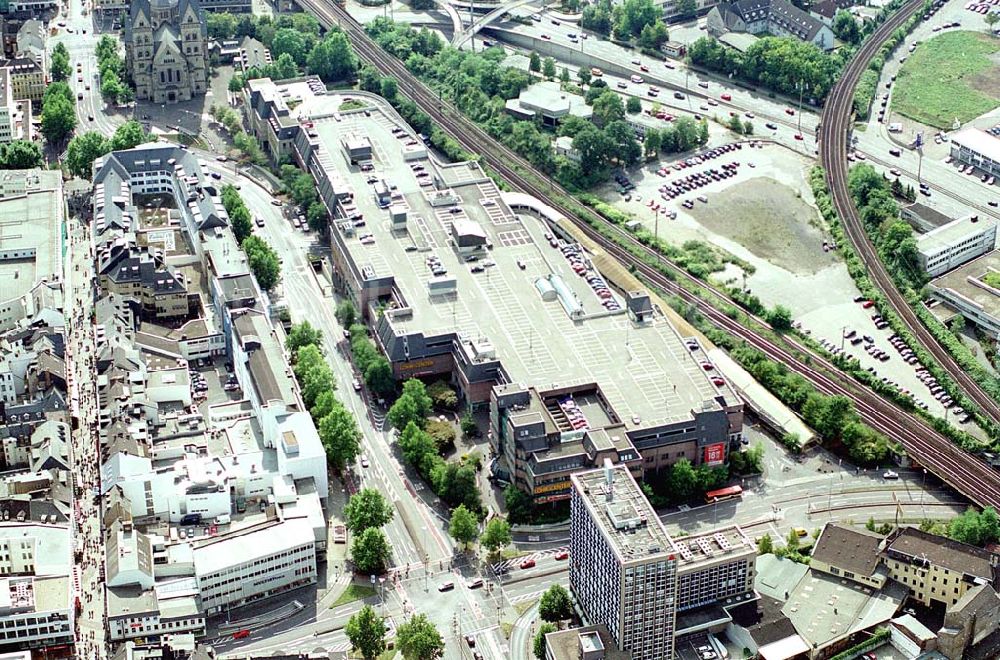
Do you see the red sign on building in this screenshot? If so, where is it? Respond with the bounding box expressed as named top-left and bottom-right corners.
top-left (703, 443), bottom-right (725, 466)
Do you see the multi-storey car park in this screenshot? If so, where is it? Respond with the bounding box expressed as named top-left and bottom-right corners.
top-left (264, 81), bottom-right (744, 503)
top-left (569, 463), bottom-right (756, 660)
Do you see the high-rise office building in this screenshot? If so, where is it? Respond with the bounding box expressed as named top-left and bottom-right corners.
top-left (570, 462), bottom-right (679, 660)
top-left (570, 461), bottom-right (756, 660)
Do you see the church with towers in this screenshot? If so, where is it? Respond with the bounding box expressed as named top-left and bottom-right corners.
top-left (124, 0), bottom-right (209, 105)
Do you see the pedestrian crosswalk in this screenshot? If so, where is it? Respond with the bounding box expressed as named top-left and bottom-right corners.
top-left (489, 545), bottom-right (568, 575)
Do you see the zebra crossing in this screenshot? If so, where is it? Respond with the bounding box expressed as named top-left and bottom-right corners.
top-left (489, 545), bottom-right (568, 575)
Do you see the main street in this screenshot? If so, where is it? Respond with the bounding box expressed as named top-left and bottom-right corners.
top-left (199, 162), bottom-right (501, 658)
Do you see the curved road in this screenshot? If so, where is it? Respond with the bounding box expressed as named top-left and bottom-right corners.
top-left (819, 0), bottom-right (1000, 430)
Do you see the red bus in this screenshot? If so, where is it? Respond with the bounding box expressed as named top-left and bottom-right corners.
top-left (705, 485), bottom-right (743, 504)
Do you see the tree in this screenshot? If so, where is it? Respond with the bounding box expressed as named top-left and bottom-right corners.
top-left (504, 485), bottom-right (534, 524)
top-left (335, 300), bottom-right (357, 329)
top-left (529, 51), bottom-right (541, 73)
top-left (380, 77), bottom-right (399, 101)
top-left (207, 12), bottom-right (239, 39)
top-left (271, 27), bottom-right (311, 66)
top-left (398, 421), bottom-right (438, 471)
top-left (402, 379), bottom-right (433, 418)
top-left (425, 419), bottom-right (456, 452)
top-left (234, 131), bottom-right (265, 165)
top-left (539, 584), bottom-right (573, 622)
top-left (230, 205), bottom-right (253, 243)
top-left (460, 411), bottom-right (478, 438)
top-left (743, 120), bottom-right (754, 135)
top-left (786, 529), bottom-right (800, 552)
top-left (626, 96), bottom-right (642, 114)
top-left (242, 236), bottom-right (281, 290)
top-left (65, 132), bottom-right (109, 178)
top-left (987, 11), bottom-right (999, 32)
top-left (286, 321), bottom-right (323, 356)
top-left (481, 517), bottom-right (511, 556)
top-left (448, 504), bottom-right (479, 547)
top-left (832, 10), bottom-right (861, 44)
top-left (396, 614), bottom-right (445, 660)
top-left (614, 0), bottom-right (662, 39)
top-left (345, 488), bottom-right (395, 533)
top-left (389, 395), bottom-right (423, 432)
top-left (766, 305), bottom-right (793, 331)
top-left (757, 532), bottom-right (773, 554)
top-left (307, 202), bottom-right (328, 233)
top-left (364, 358), bottom-right (395, 396)
top-left (111, 121), bottom-right (152, 150)
top-left (577, 68), bottom-right (591, 86)
top-left (542, 57), bottom-right (556, 79)
top-left (50, 43), bottom-right (71, 82)
top-left (311, 389), bottom-right (338, 420)
top-left (351, 527), bottom-right (391, 574)
top-left (668, 459), bottom-right (699, 502)
top-left (318, 404), bottom-right (361, 470)
top-left (345, 605), bottom-right (387, 660)
top-left (638, 20), bottom-right (670, 50)
top-left (427, 381), bottom-right (458, 410)
top-left (0, 141), bottom-right (43, 170)
top-left (559, 67), bottom-right (570, 84)
top-left (604, 120), bottom-right (642, 166)
top-left (434, 461), bottom-right (482, 512)
top-left (534, 622), bottom-right (557, 659)
top-left (308, 32), bottom-right (357, 81)
top-left (643, 128), bottom-right (662, 157)
top-left (592, 91), bottom-right (626, 126)
top-left (676, 0), bottom-right (698, 18)
top-left (301, 361), bottom-right (334, 410)
top-left (40, 94), bottom-right (76, 144)
top-left (582, 0), bottom-right (613, 34)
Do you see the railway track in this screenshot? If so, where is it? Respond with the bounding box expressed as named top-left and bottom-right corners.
top-left (300, 0), bottom-right (1000, 508)
top-left (819, 1), bottom-right (1000, 429)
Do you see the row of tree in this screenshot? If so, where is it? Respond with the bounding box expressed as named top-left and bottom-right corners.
top-left (242, 235), bottom-right (281, 291)
top-left (581, 0), bottom-right (686, 43)
top-left (220, 184), bottom-right (254, 243)
top-left (847, 164), bottom-right (924, 293)
top-left (687, 35), bottom-right (843, 101)
top-left (346, 607), bottom-right (444, 660)
top-left (731, 343), bottom-right (891, 464)
top-left (65, 121), bottom-right (154, 179)
top-left (50, 43), bottom-right (72, 83)
top-left (0, 141), bottom-right (43, 170)
top-left (531, 584), bottom-right (576, 659)
top-left (278, 164), bottom-right (330, 234)
top-left (287, 323), bottom-right (363, 472)
top-left (96, 34), bottom-right (132, 106)
top-left (344, 319), bottom-right (395, 397)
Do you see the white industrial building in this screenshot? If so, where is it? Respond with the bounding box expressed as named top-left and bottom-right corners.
top-left (916, 215), bottom-right (997, 277)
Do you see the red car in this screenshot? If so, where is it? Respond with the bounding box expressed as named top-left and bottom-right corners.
top-left (640, 64), bottom-right (649, 72)
top-left (712, 377), bottom-right (725, 386)
top-left (862, 300), bottom-right (875, 309)
top-left (785, 108), bottom-right (795, 116)
top-left (700, 362), bottom-right (714, 371)
top-left (794, 134), bottom-right (804, 141)
top-left (721, 93), bottom-right (732, 101)
top-left (555, 551), bottom-right (569, 560)
top-left (233, 630), bottom-right (251, 640)
top-left (520, 558), bottom-right (536, 569)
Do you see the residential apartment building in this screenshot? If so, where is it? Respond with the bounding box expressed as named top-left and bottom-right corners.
top-left (13, 19), bottom-right (43, 73)
top-left (915, 215), bottom-right (997, 277)
top-left (0, 68), bottom-right (13, 143)
top-left (883, 527), bottom-right (999, 608)
top-left (97, 246), bottom-right (191, 321)
top-left (569, 463), bottom-right (756, 659)
top-left (1, 58), bottom-right (44, 103)
top-left (707, 0), bottom-right (835, 50)
top-left (0, 524), bottom-right (73, 652)
top-left (950, 127), bottom-right (1000, 179)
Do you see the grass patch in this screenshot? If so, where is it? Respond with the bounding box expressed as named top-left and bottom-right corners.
top-left (514, 599), bottom-right (538, 616)
top-left (892, 31), bottom-right (1000, 129)
top-left (330, 584), bottom-right (377, 609)
top-left (500, 548), bottom-right (529, 560)
top-left (500, 621), bottom-right (514, 639)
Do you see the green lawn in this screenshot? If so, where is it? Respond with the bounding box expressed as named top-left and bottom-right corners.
top-left (330, 583), bottom-right (377, 609)
top-left (891, 31), bottom-right (1000, 129)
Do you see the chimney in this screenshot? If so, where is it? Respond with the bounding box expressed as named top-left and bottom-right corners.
top-left (603, 458), bottom-right (614, 502)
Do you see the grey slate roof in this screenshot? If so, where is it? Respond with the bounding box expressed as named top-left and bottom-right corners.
top-left (717, 0), bottom-right (826, 41)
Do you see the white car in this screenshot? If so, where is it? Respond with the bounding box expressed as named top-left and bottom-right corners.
top-left (360, 455), bottom-right (370, 468)
top-left (883, 470), bottom-right (899, 479)
top-left (352, 378), bottom-right (362, 391)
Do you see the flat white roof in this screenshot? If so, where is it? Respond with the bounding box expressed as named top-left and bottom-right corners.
top-left (192, 519), bottom-right (313, 576)
top-left (916, 215), bottom-right (996, 255)
top-left (758, 635), bottom-right (810, 660)
top-left (952, 127), bottom-right (1000, 164)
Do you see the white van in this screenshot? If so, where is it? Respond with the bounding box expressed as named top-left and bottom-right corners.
top-left (216, 513), bottom-right (231, 525)
top-left (630, 74), bottom-right (644, 84)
